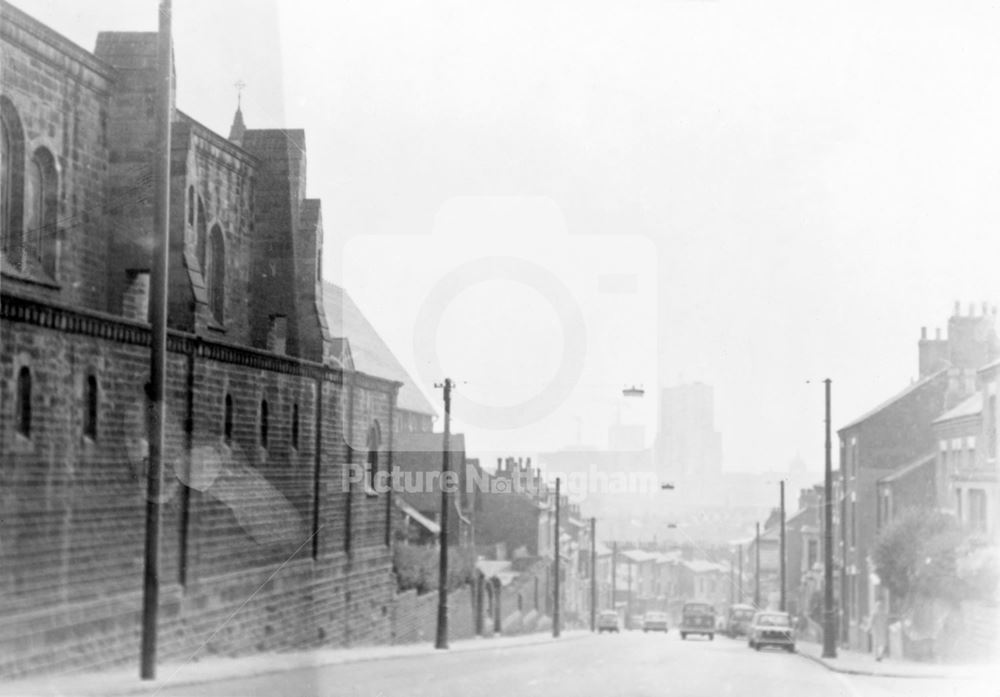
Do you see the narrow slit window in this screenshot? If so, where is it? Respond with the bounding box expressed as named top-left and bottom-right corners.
top-left (224, 393), bottom-right (234, 444)
top-left (84, 374), bottom-right (98, 440)
top-left (15, 366), bottom-right (31, 436)
top-left (260, 399), bottom-right (269, 448)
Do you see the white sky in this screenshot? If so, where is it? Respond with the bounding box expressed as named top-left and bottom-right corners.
top-left (13, 0), bottom-right (1000, 472)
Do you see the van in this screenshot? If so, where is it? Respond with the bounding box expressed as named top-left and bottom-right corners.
top-left (679, 602), bottom-right (716, 640)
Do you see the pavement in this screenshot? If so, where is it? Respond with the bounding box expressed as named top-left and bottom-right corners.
top-left (0, 629), bottom-right (591, 697)
top-left (4, 629), bottom-right (997, 697)
top-left (796, 640), bottom-right (1000, 680)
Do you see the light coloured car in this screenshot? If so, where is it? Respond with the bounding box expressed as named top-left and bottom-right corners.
top-left (642, 611), bottom-right (669, 633)
top-left (597, 610), bottom-right (621, 633)
top-left (748, 611), bottom-right (795, 652)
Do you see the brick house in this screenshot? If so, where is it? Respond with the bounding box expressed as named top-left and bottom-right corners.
top-left (937, 364), bottom-right (998, 543)
top-left (836, 304), bottom-right (998, 650)
top-left (0, 3), bottom-right (416, 677)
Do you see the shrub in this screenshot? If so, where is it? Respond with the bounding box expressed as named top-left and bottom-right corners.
top-left (393, 543), bottom-right (476, 594)
top-left (873, 509), bottom-right (964, 607)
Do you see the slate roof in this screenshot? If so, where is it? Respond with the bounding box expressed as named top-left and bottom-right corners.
top-left (393, 432), bottom-right (466, 465)
top-left (877, 452), bottom-right (936, 484)
top-left (839, 369), bottom-right (947, 432)
top-left (933, 392), bottom-right (983, 424)
top-left (322, 282), bottom-right (436, 417)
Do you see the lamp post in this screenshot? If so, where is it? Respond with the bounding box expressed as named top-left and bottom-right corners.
top-left (140, 0), bottom-right (172, 680)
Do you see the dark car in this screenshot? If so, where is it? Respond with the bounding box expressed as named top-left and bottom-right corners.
top-left (725, 604), bottom-right (756, 637)
top-left (679, 602), bottom-right (716, 640)
top-left (747, 611), bottom-right (795, 652)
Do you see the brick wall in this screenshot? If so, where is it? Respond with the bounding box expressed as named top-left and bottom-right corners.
top-left (0, 294), bottom-right (399, 678)
top-left (389, 586), bottom-right (478, 645)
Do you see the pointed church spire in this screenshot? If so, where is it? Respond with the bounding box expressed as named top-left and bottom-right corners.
top-left (229, 79), bottom-right (246, 145)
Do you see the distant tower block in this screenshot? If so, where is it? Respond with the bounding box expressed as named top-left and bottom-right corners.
top-left (655, 382), bottom-right (722, 481)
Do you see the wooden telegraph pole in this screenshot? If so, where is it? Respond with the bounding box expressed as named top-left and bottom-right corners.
top-left (553, 477), bottom-right (561, 638)
top-left (822, 379), bottom-right (838, 658)
top-left (590, 517), bottom-right (597, 631)
top-left (434, 378), bottom-right (453, 650)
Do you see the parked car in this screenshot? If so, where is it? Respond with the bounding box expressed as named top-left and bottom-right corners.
top-left (747, 611), bottom-right (795, 652)
top-left (597, 610), bottom-right (621, 633)
top-left (679, 602), bottom-right (716, 640)
top-left (642, 611), bottom-right (669, 633)
top-left (725, 604), bottom-right (756, 637)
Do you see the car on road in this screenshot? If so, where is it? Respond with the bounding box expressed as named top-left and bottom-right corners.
top-left (597, 610), bottom-right (621, 633)
top-left (725, 604), bottom-right (756, 637)
top-left (747, 611), bottom-right (795, 652)
top-left (679, 602), bottom-right (716, 640)
top-left (641, 611), bottom-right (669, 633)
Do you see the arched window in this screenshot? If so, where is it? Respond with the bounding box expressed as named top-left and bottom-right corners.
top-left (206, 224), bottom-right (225, 321)
top-left (187, 185), bottom-right (195, 227)
top-left (291, 402), bottom-right (299, 450)
top-left (24, 147), bottom-right (58, 277)
top-left (223, 393), bottom-right (234, 444)
top-left (15, 366), bottom-right (31, 437)
top-left (1, 97), bottom-right (25, 266)
top-left (84, 374), bottom-right (98, 440)
top-left (366, 421), bottom-right (381, 491)
top-left (260, 399), bottom-right (269, 448)
top-left (196, 197), bottom-right (207, 270)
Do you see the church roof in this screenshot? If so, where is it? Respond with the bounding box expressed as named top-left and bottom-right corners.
top-left (322, 282), bottom-right (436, 417)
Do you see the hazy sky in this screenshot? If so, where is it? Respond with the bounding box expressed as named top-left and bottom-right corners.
top-left (12, 0), bottom-right (1000, 472)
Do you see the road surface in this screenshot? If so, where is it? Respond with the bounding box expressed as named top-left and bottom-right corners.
top-left (143, 631), bottom-right (994, 697)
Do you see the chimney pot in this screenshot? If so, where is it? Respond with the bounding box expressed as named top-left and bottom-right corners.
top-left (921, 326), bottom-right (927, 340)
top-left (936, 328), bottom-right (942, 340)
top-left (955, 301), bottom-right (961, 315)
top-left (970, 302), bottom-right (977, 316)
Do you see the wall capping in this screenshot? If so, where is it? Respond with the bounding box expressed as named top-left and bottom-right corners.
top-left (1, 290), bottom-right (401, 394)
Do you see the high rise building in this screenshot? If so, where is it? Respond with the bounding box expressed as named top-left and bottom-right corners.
top-left (655, 382), bottom-right (723, 481)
